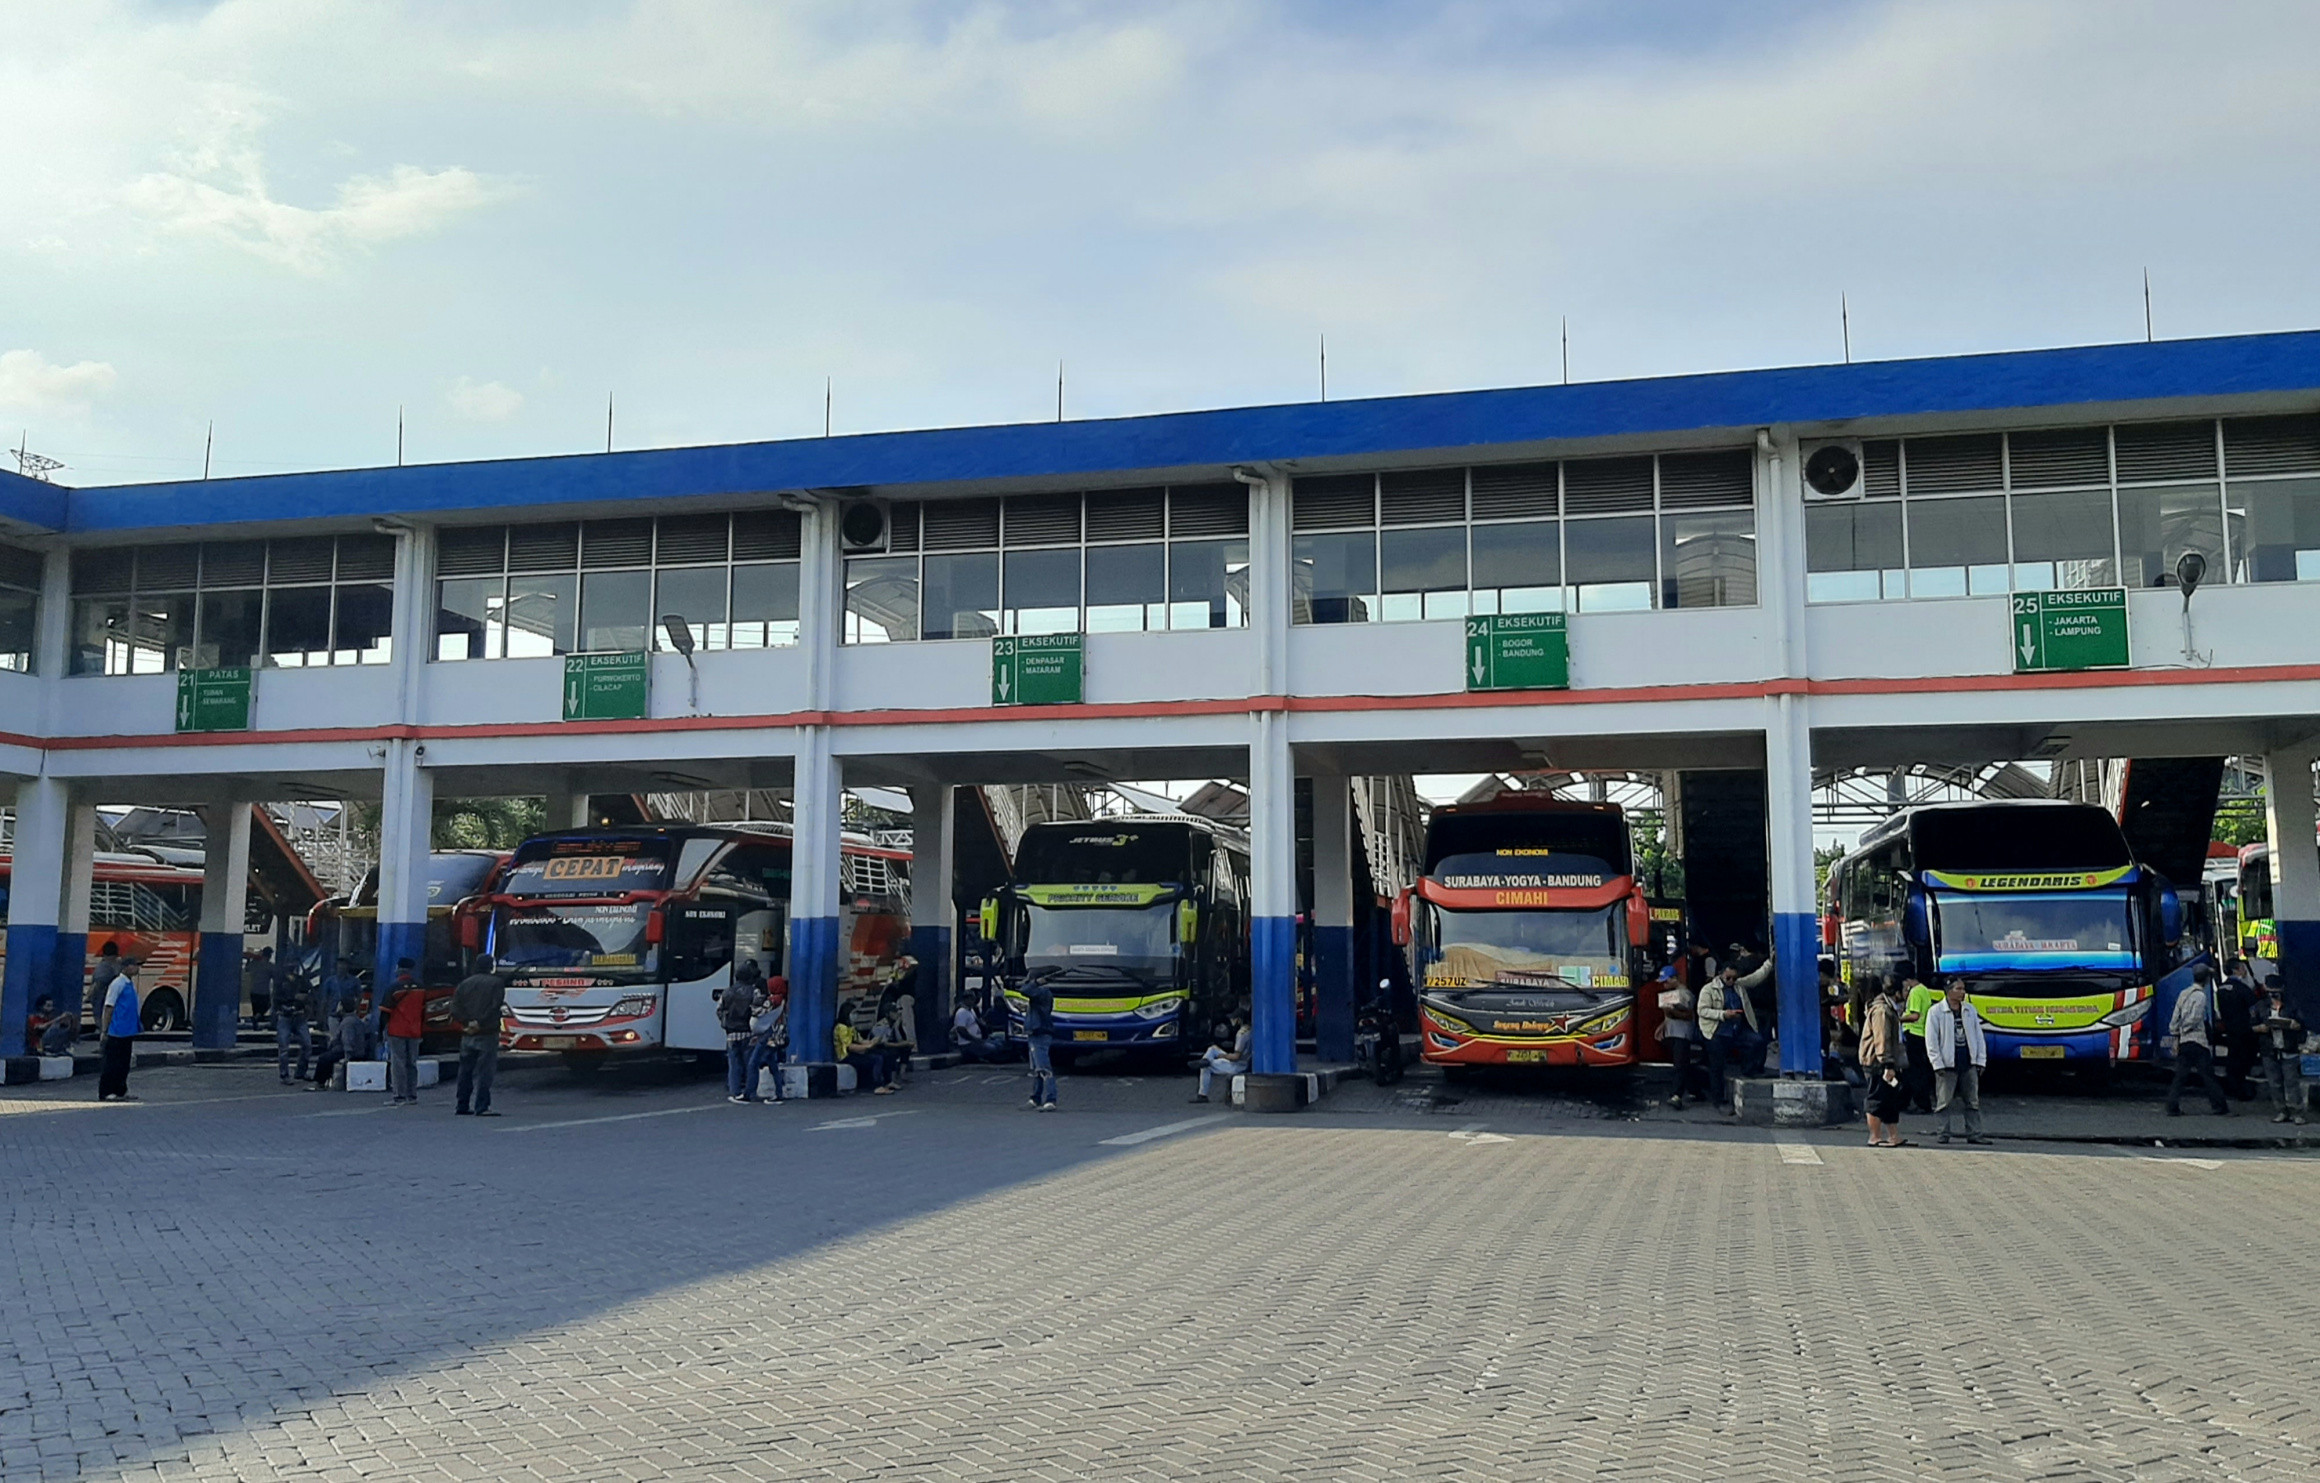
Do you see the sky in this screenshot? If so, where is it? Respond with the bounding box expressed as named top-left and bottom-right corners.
top-left (6, 0), bottom-right (2320, 488)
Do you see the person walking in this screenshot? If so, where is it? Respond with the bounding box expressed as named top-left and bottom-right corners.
top-left (1658, 967), bottom-right (1699, 1109)
top-left (1924, 982), bottom-right (1991, 1145)
top-left (720, 958), bottom-right (766, 1104)
top-left (2255, 976), bottom-right (2306, 1125)
top-left (274, 961), bottom-right (313, 1084)
top-left (1899, 972), bottom-right (1937, 1114)
top-left (2165, 965), bottom-right (2232, 1117)
top-left (380, 963), bottom-right (428, 1106)
top-left (1022, 976), bottom-right (1058, 1111)
top-left (745, 974), bottom-right (789, 1104)
top-left (2217, 959), bottom-right (2260, 1100)
top-left (244, 947), bottom-right (276, 1031)
top-left (1858, 975), bottom-right (1909, 1146)
top-left (95, 956), bottom-right (142, 1101)
top-left (450, 955), bottom-right (507, 1117)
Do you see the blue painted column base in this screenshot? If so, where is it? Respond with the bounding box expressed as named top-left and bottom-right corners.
top-left (2, 924), bottom-right (60, 1058)
top-left (2277, 919), bottom-right (2320, 1030)
top-left (1773, 912), bottom-right (1824, 1076)
top-left (52, 931), bottom-right (88, 1020)
top-left (374, 920), bottom-right (428, 994)
top-left (789, 916), bottom-right (841, 1066)
top-left (1251, 915), bottom-right (1297, 1075)
top-left (194, 932), bottom-right (246, 1049)
top-left (907, 924), bottom-right (952, 1049)
top-left (1313, 924), bottom-right (1355, 1063)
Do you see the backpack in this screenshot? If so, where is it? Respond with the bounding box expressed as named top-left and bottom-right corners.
top-left (718, 983), bottom-right (758, 1034)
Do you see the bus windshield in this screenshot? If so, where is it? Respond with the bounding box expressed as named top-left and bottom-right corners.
top-left (1023, 904), bottom-right (1174, 983)
top-left (1932, 890), bottom-right (2135, 971)
top-left (493, 902), bottom-right (658, 973)
top-left (1430, 903), bottom-right (1625, 989)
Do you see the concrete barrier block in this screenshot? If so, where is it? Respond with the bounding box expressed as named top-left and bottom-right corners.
top-left (39, 1056), bottom-right (74, 1081)
top-left (345, 1061), bottom-right (387, 1092)
top-left (781, 1063), bottom-right (842, 1099)
top-left (417, 1060), bottom-right (441, 1088)
top-left (1732, 1078), bottom-right (1854, 1126)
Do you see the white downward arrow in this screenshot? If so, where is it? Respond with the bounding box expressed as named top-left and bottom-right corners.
top-left (1471, 649), bottom-right (1486, 682)
top-left (997, 671), bottom-right (1011, 700)
top-left (2019, 629), bottom-right (2037, 663)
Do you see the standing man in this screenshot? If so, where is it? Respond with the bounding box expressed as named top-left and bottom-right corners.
top-left (450, 954), bottom-right (507, 1117)
top-left (95, 956), bottom-right (143, 1102)
top-left (244, 947), bottom-right (276, 1031)
top-left (1899, 972), bottom-right (1938, 1115)
top-left (2255, 975), bottom-right (2306, 1125)
top-left (1924, 982), bottom-right (1992, 1145)
top-left (379, 961), bottom-right (428, 1107)
top-left (274, 958), bottom-right (313, 1085)
top-left (720, 957), bottom-right (766, 1104)
top-left (1022, 975), bottom-right (1058, 1111)
top-left (2165, 964), bottom-right (2232, 1118)
top-left (319, 955), bottom-right (364, 1039)
top-left (1659, 965), bottom-right (1698, 1109)
top-left (90, 940), bottom-right (123, 1021)
top-left (746, 974), bottom-right (789, 1104)
top-left (1695, 965), bottom-right (1743, 1110)
top-left (2217, 958), bottom-right (2260, 1101)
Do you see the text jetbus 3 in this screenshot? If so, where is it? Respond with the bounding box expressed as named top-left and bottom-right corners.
top-left (479, 826), bottom-right (909, 1060)
top-left (1394, 797), bottom-right (1652, 1069)
top-left (986, 816), bottom-right (1246, 1061)
top-left (1827, 800), bottom-right (2181, 1063)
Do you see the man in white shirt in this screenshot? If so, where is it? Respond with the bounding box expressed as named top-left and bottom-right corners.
top-left (2165, 965), bottom-right (2232, 1118)
top-left (1924, 982), bottom-right (1991, 1145)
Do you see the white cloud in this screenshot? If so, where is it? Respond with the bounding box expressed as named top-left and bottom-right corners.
top-left (446, 377), bottom-right (524, 422)
top-left (0, 350), bottom-right (119, 414)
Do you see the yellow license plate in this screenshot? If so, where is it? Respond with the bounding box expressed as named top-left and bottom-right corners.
top-left (1506, 1049), bottom-right (1546, 1064)
top-left (1072, 1030), bottom-right (1108, 1042)
top-left (540, 1036), bottom-right (577, 1050)
top-left (2019, 1045), bottom-right (2065, 1060)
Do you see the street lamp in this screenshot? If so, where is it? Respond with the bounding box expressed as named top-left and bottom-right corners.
top-left (660, 614), bottom-right (700, 713)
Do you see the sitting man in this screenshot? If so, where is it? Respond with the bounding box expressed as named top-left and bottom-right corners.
top-left (40, 1010), bottom-right (80, 1057)
top-left (311, 996), bottom-right (378, 1090)
top-left (1191, 1011), bottom-right (1252, 1104)
top-left (867, 997), bottom-right (915, 1094)
top-left (952, 995), bottom-right (1002, 1061)
top-left (25, 996), bottom-right (57, 1054)
top-left (835, 1017), bottom-right (889, 1093)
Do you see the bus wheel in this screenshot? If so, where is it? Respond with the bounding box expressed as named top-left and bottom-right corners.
top-left (140, 991), bottom-right (185, 1034)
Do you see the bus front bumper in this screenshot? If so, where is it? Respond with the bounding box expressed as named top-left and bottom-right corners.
top-left (1418, 1006), bottom-right (1634, 1067)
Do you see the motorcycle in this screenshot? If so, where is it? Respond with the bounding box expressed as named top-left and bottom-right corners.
top-left (1354, 978), bottom-right (1404, 1086)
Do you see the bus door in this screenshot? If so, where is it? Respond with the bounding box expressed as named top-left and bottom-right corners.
top-left (661, 900), bottom-right (737, 1052)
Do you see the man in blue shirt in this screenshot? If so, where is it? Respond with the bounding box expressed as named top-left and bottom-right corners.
top-left (96, 957), bottom-right (142, 1101)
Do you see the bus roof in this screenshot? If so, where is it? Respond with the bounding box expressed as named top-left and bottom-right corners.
top-left (1841, 799), bottom-right (2131, 874)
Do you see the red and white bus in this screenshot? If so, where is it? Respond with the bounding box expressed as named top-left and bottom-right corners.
top-left (305, 849), bottom-right (510, 1049)
top-left (476, 825), bottom-right (911, 1059)
top-left (2, 851), bottom-right (210, 1031)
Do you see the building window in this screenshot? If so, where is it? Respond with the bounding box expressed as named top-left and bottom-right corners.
top-left (433, 511), bottom-right (801, 660)
top-left (1289, 448), bottom-right (1757, 625)
top-left (68, 534), bottom-right (396, 676)
top-left (841, 486), bottom-right (1251, 642)
top-left (0, 542), bottom-right (41, 673)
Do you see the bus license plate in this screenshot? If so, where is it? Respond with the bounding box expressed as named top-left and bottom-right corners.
top-left (2019, 1045), bottom-right (2064, 1060)
top-left (1073, 1030), bottom-right (1108, 1042)
top-left (540, 1036), bottom-right (577, 1050)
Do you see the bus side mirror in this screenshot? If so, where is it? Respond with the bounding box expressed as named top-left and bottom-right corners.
top-left (1904, 888), bottom-right (1931, 947)
top-left (459, 913), bottom-right (481, 950)
top-left (1626, 892), bottom-right (1650, 947)
top-left (1178, 901), bottom-right (1198, 943)
top-left (979, 897), bottom-right (998, 941)
top-left (1391, 888), bottom-right (1413, 947)
top-left (2156, 879), bottom-right (2183, 946)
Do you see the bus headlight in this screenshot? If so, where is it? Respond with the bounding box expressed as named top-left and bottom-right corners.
top-left (1132, 998), bottom-right (1184, 1020)
top-left (2099, 1000), bottom-right (2152, 1027)
top-left (1574, 1009), bottom-right (1627, 1036)
top-left (611, 996), bottom-right (660, 1019)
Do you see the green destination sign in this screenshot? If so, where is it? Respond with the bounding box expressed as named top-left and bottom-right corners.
top-left (1465, 613), bottom-right (1569, 691)
top-left (2011, 589), bottom-right (2130, 673)
top-left (992, 633), bottom-right (1083, 706)
top-left (563, 651), bottom-right (650, 721)
top-left (175, 667), bottom-right (253, 733)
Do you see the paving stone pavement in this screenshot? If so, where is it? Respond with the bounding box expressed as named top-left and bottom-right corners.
top-left (4, 1058), bottom-right (2318, 1481)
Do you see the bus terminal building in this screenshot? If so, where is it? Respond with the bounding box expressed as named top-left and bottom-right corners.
top-left (5, 330), bottom-right (2320, 1074)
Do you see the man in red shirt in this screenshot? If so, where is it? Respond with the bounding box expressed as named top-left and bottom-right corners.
top-left (380, 959), bottom-right (427, 1106)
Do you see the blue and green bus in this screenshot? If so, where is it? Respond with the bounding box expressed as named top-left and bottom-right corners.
top-left (1827, 800), bottom-right (2183, 1063)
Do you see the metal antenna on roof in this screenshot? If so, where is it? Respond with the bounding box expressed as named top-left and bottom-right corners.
top-left (1561, 318), bottom-right (1569, 384)
top-left (1319, 332), bottom-right (1328, 402)
top-left (202, 422), bottom-right (213, 481)
top-left (605, 393), bottom-right (615, 453)
top-left (2143, 268), bottom-right (2153, 342)
top-left (1841, 293), bottom-right (1851, 364)
top-left (825, 377), bottom-right (832, 437)
top-left (1057, 360), bottom-right (1065, 422)
top-left (396, 406), bottom-right (405, 468)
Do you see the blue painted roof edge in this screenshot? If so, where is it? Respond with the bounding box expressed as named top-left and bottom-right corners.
top-left (58, 328), bottom-right (2320, 535)
top-left (0, 468), bottom-right (69, 535)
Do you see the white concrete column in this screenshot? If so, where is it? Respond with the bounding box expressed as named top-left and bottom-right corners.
top-left (2264, 749), bottom-right (2320, 1023)
top-left (788, 727), bottom-right (843, 1067)
top-left (387, 522), bottom-right (433, 722)
top-left (542, 793), bottom-right (592, 830)
top-left (194, 802), bottom-right (253, 1049)
top-left (909, 784), bottom-right (954, 1049)
top-left (35, 544), bottom-right (71, 695)
top-left (1310, 774), bottom-right (1356, 1063)
top-left (56, 800), bottom-right (99, 1018)
top-left (1764, 695), bottom-right (1822, 1075)
top-left (2, 776), bottom-right (69, 1055)
top-left (1248, 712), bottom-right (1297, 1076)
top-left (374, 739), bottom-right (434, 992)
